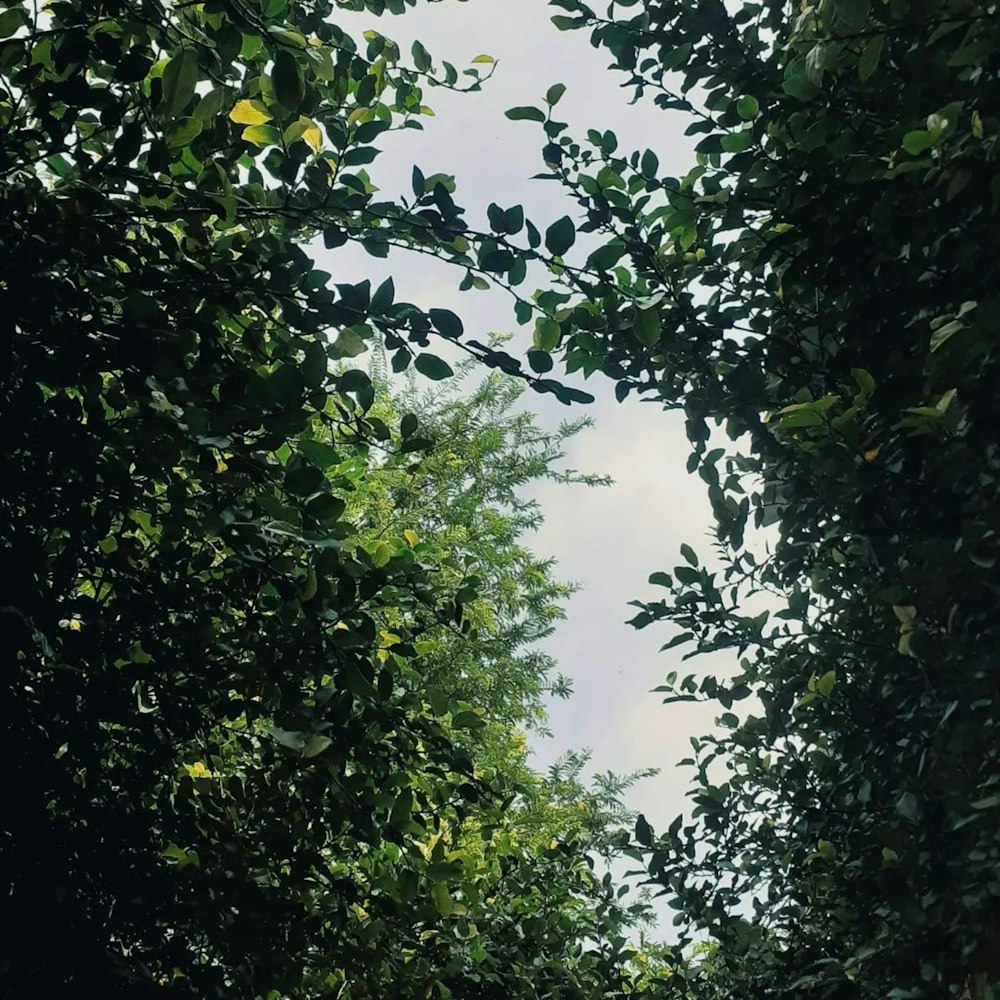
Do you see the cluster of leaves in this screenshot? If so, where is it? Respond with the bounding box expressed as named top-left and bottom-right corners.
top-left (0, 1), bottom-right (663, 997)
top-left (6, 0), bottom-right (998, 994)
top-left (487, 0), bottom-right (1000, 996)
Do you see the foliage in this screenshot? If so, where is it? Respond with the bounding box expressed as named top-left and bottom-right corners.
top-left (0, 1), bottom-right (647, 996)
top-left (348, 357), bottom-right (610, 737)
top-left (6, 0), bottom-right (997, 994)
top-left (484, 0), bottom-right (1000, 996)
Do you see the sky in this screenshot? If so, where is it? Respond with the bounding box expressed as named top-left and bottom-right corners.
top-left (318, 0), bottom-right (732, 836)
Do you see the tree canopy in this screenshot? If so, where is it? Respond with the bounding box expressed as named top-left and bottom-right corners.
top-left (3, 0), bottom-right (999, 997)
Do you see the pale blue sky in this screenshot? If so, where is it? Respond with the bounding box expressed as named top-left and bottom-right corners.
top-left (320, 0), bottom-right (731, 835)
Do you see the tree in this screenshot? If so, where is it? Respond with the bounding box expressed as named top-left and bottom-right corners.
top-left (351, 355), bottom-right (611, 731)
top-left (0, 1), bottom-right (637, 997)
top-left (489, 0), bottom-right (1000, 996)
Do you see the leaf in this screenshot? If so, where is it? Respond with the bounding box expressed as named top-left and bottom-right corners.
top-left (971, 794), bottom-right (1000, 810)
top-left (534, 318), bottom-right (561, 352)
top-left (335, 327), bottom-right (368, 358)
top-left (858, 34), bottom-right (884, 81)
top-left (545, 216), bottom-right (576, 256)
top-left (635, 814), bottom-right (653, 847)
top-left (165, 117), bottom-right (203, 148)
top-left (895, 791), bottom-right (921, 824)
top-left (817, 670), bottom-right (837, 696)
top-left (299, 438), bottom-right (341, 470)
top-left (902, 130), bottom-right (936, 155)
top-left (633, 306), bottom-right (660, 347)
top-left (505, 105), bottom-right (546, 123)
top-left (587, 242), bottom-right (626, 271)
top-left (546, 83), bottom-right (567, 106)
top-left (471, 54), bottom-right (495, 64)
top-left (160, 48), bottom-right (199, 117)
top-left (300, 118), bottom-right (323, 151)
top-left (414, 353), bottom-right (454, 380)
top-left (429, 308), bottom-right (463, 339)
top-left (242, 124), bottom-right (281, 148)
top-left (230, 100), bottom-right (271, 126)
top-left (782, 74), bottom-right (820, 101)
top-left (0, 8), bottom-right (27, 39)
top-left (371, 277), bottom-right (395, 314)
top-left (679, 543), bottom-right (698, 567)
top-left (451, 711), bottom-right (485, 730)
top-left (302, 735), bottom-right (332, 758)
top-left (411, 39), bottom-right (432, 71)
top-left (721, 130), bottom-right (752, 153)
top-left (272, 49), bottom-right (304, 111)
top-left (527, 350), bottom-right (554, 373)
top-left (431, 881), bottom-right (453, 917)
top-left (369, 541), bottom-right (393, 568)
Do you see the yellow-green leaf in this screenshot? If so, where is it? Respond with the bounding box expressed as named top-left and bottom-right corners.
top-left (230, 99), bottom-right (271, 126)
top-left (431, 881), bottom-right (453, 917)
top-left (302, 734), bottom-right (332, 759)
top-left (300, 118), bottom-right (323, 151)
top-left (241, 124), bottom-right (281, 147)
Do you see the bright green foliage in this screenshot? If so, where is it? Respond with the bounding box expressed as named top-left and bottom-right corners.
top-left (351, 358), bottom-right (610, 735)
top-left (489, 0), bottom-right (1000, 996)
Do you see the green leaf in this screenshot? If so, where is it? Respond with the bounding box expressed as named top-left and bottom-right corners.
top-left (298, 438), bottom-right (341, 473)
top-left (431, 880), bottom-right (453, 917)
top-left (505, 106), bottom-right (546, 123)
top-left (534, 318), bottom-right (561, 352)
top-left (782, 74), bottom-right (820, 101)
top-left (635, 814), bottom-right (653, 846)
top-left (371, 540), bottom-right (394, 568)
top-left (165, 117), bottom-right (203, 148)
top-left (272, 49), bottom-right (304, 111)
top-left (633, 306), bottom-right (660, 347)
top-left (302, 735), bottom-right (332, 758)
top-left (429, 308), bottom-right (463, 339)
top-left (0, 8), bottom-right (28, 39)
top-left (817, 670), bottom-right (837, 696)
top-left (414, 353), bottom-right (454, 380)
top-left (544, 216), bottom-right (575, 257)
top-left (527, 349), bottom-right (554, 373)
top-left (858, 34), bottom-right (885, 81)
top-left (971, 794), bottom-right (1000, 810)
top-left (160, 48), bottom-right (199, 118)
top-left (242, 124), bottom-right (282, 148)
top-left (411, 40), bottom-right (432, 72)
top-left (895, 791), bottom-right (921, 824)
top-left (902, 130), bottom-right (936, 155)
top-left (371, 277), bottom-right (395, 314)
top-left (451, 711), bottom-right (485, 730)
top-left (721, 130), bottom-right (752, 153)
top-left (545, 83), bottom-right (567, 106)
